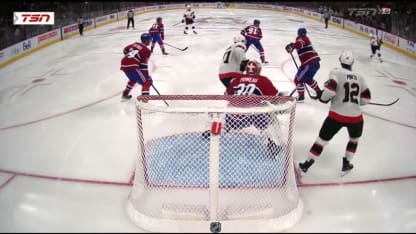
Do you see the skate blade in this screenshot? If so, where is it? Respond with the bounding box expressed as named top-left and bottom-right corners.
top-left (340, 170), bottom-right (352, 177)
top-left (120, 98), bottom-right (132, 103)
top-left (294, 164), bottom-right (306, 178)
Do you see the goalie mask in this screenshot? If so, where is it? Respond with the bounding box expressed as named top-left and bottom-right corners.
top-left (245, 60), bottom-right (262, 74)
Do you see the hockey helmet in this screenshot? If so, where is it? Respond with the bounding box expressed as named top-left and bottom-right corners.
top-left (140, 33), bottom-right (151, 44)
top-left (339, 50), bottom-right (354, 66)
top-left (245, 60), bottom-right (262, 74)
top-left (233, 35), bottom-right (246, 44)
top-left (156, 17), bottom-right (162, 22)
top-left (297, 27), bottom-right (307, 36)
top-left (253, 19), bottom-right (260, 25)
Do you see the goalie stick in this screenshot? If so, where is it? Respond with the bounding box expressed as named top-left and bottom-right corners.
top-left (164, 42), bottom-right (188, 51)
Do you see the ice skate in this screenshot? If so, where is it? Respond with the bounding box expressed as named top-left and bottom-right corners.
top-left (296, 95), bottom-right (305, 103)
top-left (193, 30), bottom-right (197, 34)
top-left (341, 157), bottom-right (353, 177)
top-left (184, 30), bottom-right (188, 34)
top-left (121, 93), bottom-right (132, 102)
top-left (299, 159), bottom-right (314, 173)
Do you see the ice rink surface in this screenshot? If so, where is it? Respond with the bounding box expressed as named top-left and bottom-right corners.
top-left (0, 7), bottom-right (415, 232)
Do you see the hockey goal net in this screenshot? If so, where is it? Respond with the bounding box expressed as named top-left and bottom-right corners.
top-left (127, 95), bottom-right (302, 233)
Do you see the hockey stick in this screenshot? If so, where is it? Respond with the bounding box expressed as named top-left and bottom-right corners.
top-left (305, 84), bottom-right (315, 99)
top-left (289, 52), bottom-right (318, 99)
top-left (289, 51), bottom-right (299, 70)
top-left (288, 52), bottom-right (298, 97)
top-left (164, 42), bottom-right (188, 51)
top-left (368, 98), bottom-right (399, 106)
top-left (288, 88), bottom-right (296, 97)
top-left (172, 21), bottom-right (182, 26)
top-left (151, 84), bottom-right (169, 107)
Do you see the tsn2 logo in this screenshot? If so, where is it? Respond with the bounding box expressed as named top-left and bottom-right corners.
top-left (14, 12), bottom-right (54, 25)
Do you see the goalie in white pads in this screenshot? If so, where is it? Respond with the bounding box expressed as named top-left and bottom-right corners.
top-left (298, 50), bottom-right (371, 176)
top-left (218, 35), bottom-right (248, 88)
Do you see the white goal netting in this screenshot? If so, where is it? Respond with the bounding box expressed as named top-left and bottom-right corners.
top-left (126, 95), bottom-right (302, 233)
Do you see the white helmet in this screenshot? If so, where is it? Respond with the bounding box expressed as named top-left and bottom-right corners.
top-left (233, 35), bottom-right (246, 44)
top-left (339, 50), bottom-right (354, 66)
top-left (245, 60), bottom-right (262, 74)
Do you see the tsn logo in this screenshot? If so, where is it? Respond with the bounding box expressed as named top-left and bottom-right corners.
top-left (14, 12), bottom-right (54, 25)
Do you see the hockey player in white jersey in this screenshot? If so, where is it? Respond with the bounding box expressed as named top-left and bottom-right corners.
top-left (369, 33), bottom-right (383, 62)
top-left (218, 35), bottom-right (248, 88)
top-left (298, 50), bottom-right (371, 176)
top-left (182, 4), bottom-right (197, 34)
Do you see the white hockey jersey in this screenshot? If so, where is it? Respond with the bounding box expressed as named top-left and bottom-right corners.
top-left (320, 67), bottom-right (371, 123)
top-left (370, 36), bottom-right (382, 47)
top-left (184, 9), bottom-right (195, 20)
top-left (219, 42), bottom-right (247, 74)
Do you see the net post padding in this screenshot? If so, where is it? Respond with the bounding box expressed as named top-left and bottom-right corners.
top-left (128, 95), bottom-right (302, 233)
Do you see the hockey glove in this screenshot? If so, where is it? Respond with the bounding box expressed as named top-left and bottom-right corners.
top-left (285, 43), bottom-right (294, 53)
top-left (240, 59), bottom-right (249, 72)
